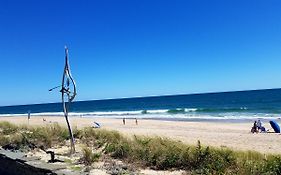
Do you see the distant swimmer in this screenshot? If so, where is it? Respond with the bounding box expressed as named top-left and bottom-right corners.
top-left (123, 118), bottom-right (126, 125)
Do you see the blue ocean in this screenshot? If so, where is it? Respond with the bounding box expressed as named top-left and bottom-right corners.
top-left (1, 88), bottom-right (281, 121)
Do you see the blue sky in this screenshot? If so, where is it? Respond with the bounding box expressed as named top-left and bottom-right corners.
top-left (0, 0), bottom-right (281, 106)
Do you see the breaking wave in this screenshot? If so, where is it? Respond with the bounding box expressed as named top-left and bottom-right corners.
top-left (0, 107), bottom-right (280, 121)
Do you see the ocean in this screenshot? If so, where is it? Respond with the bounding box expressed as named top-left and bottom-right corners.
top-left (1, 88), bottom-right (281, 121)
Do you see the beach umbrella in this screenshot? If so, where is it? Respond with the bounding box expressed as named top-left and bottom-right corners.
top-left (94, 122), bottom-right (101, 128)
top-left (269, 120), bottom-right (280, 133)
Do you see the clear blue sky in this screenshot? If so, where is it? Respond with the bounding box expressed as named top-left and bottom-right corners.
top-left (1, 0), bottom-right (281, 106)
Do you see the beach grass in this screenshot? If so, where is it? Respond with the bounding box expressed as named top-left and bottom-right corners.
top-left (80, 146), bottom-right (101, 165)
top-left (0, 122), bottom-right (281, 174)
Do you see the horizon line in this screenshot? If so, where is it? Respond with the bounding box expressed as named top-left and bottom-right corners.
top-left (1, 87), bottom-right (281, 108)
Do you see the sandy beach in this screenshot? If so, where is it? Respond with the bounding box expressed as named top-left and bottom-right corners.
top-left (0, 116), bottom-right (280, 154)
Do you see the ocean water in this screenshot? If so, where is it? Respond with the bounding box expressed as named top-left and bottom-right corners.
top-left (1, 88), bottom-right (281, 121)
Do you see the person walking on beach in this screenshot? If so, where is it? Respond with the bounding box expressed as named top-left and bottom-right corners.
top-left (27, 110), bottom-right (31, 120)
top-left (135, 118), bottom-right (138, 125)
top-left (123, 118), bottom-right (126, 125)
top-left (27, 110), bottom-right (31, 124)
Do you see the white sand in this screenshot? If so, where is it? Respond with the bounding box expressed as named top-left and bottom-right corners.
top-left (0, 116), bottom-right (280, 154)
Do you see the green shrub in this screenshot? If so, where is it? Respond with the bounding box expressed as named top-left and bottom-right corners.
top-left (108, 141), bottom-right (131, 158)
top-left (0, 135), bottom-right (10, 146)
top-left (263, 156), bottom-right (281, 174)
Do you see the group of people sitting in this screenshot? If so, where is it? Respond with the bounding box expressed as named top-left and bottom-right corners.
top-left (251, 120), bottom-right (266, 133)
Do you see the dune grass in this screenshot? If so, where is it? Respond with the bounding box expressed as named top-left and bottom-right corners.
top-left (0, 121), bottom-right (281, 174)
top-left (80, 146), bottom-right (101, 166)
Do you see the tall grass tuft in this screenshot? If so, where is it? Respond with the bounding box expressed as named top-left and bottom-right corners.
top-left (0, 122), bottom-right (69, 149)
top-left (0, 121), bottom-right (18, 135)
top-left (80, 146), bottom-right (100, 166)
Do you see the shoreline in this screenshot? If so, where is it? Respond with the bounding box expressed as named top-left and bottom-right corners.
top-left (2, 114), bottom-right (281, 123)
top-left (0, 116), bottom-right (280, 154)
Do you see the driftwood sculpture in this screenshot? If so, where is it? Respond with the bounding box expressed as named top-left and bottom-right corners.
top-left (61, 46), bottom-right (77, 154)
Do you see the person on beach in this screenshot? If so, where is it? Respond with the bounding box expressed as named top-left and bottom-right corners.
top-left (250, 120), bottom-right (266, 132)
top-left (256, 120), bottom-right (266, 132)
top-left (123, 118), bottom-right (126, 125)
top-left (257, 120), bottom-right (262, 130)
top-left (27, 110), bottom-right (31, 120)
top-left (135, 118), bottom-right (138, 125)
top-left (251, 121), bottom-right (258, 133)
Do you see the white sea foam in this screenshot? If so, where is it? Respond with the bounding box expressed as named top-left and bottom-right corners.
top-left (0, 110), bottom-right (280, 121)
top-left (184, 108), bottom-right (198, 112)
top-left (146, 109), bottom-right (169, 114)
top-left (70, 111), bottom-right (144, 116)
top-left (0, 113), bottom-right (30, 117)
top-left (145, 108), bottom-right (197, 114)
top-left (0, 112), bottom-right (64, 117)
